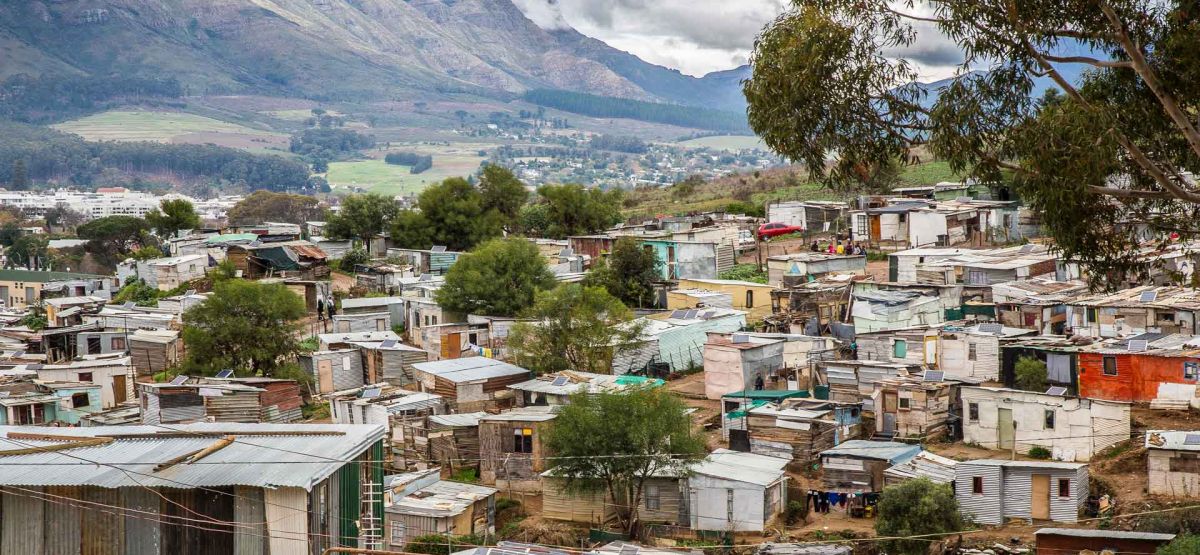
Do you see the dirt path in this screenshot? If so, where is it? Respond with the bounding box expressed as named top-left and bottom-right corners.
top-left (331, 271), bottom-right (356, 293)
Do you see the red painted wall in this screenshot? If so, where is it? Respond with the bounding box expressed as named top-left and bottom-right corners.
top-left (1079, 351), bottom-right (1199, 402)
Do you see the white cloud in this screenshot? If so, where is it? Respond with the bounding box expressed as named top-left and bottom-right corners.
top-left (511, 0), bottom-right (965, 80)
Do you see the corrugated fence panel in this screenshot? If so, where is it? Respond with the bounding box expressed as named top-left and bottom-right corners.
top-left (955, 464), bottom-right (1003, 525)
top-left (81, 486), bottom-right (121, 555)
top-left (45, 486), bottom-right (82, 555)
top-left (234, 486), bottom-right (266, 555)
top-left (264, 487), bottom-right (310, 555)
top-left (122, 487), bottom-right (161, 555)
top-left (2, 487), bottom-right (45, 554)
top-left (1002, 468), bottom-right (1033, 520)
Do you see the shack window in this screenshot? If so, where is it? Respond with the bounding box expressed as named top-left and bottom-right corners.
top-left (645, 484), bottom-right (661, 510)
top-left (1103, 356), bottom-right (1118, 376)
top-left (1086, 307), bottom-right (1097, 323)
top-left (968, 402), bottom-right (979, 422)
top-left (111, 337), bottom-right (126, 350)
top-left (78, 372), bottom-right (93, 383)
top-left (390, 521), bottom-right (407, 546)
top-left (513, 428), bottom-right (533, 453)
top-left (898, 398), bottom-right (911, 409)
top-left (1057, 478), bottom-right (1071, 498)
top-left (968, 343), bottom-right (977, 361)
top-left (972, 476), bottom-right (983, 495)
top-left (1044, 410), bottom-right (1055, 430)
top-left (1186, 362), bottom-right (1198, 381)
top-left (893, 339), bottom-right (907, 358)
top-left (71, 392), bottom-right (89, 408)
top-left (745, 290), bottom-right (754, 308)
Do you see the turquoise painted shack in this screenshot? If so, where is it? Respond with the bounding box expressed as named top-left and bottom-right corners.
top-left (0, 382), bottom-right (102, 425)
top-left (639, 239), bottom-right (720, 280)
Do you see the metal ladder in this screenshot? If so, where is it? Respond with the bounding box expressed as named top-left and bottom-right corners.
top-left (361, 479), bottom-right (383, 549)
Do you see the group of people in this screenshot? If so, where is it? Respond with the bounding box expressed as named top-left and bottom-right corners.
top-left (810, 239), bottom-right (868, 256)
top-left (804, 489), bottom-right (879, 515)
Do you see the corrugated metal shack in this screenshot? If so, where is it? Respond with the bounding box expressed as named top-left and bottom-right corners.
top-left (300, 349), bottom-right (366, 394)
top-left (478, 407), bottom-right (558, 492)
top-left (351, 339), bottom-right (428, 387)
top-left (954, 460), bottom-right (1088, 525)
top-left (1145, 430), bottom-right (1200, 496)
top-left (871, 374), bottom-right (953, 440)
top-left (0, 423), bottom-right (387, 554)
top-left (882, 450), bottom-right (958, 487)
top-left (427, 412), bottom-right (487, 473)
top-left (411, 358), bottom-right (529, 412)
top-left (383, 469), bottom-right (496, 549)
top-left (733, 403), bottom-right (841, 468)
top-left (226, 240), bottom-right (329, 280)
top-left (129, 329), bottom-right (184, 377)
top-left (541, 466), bottom-right (685, 526)
top-left (818, 440), bottom-right (921, 492)
top-left (139, 378), bottom-right (303, 425)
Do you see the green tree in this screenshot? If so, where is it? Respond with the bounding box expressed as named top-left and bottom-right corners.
top-left (181, 279), bottom-right (307, 376)
top-left (1015, 356), bottom-right (1049, 392)
top-left (226, 191), bottom-right (322, 226)
top-left (77, 215), bottom-right (150, 263)
top-left (43, 206), bottom-right (84, 230)
top-left (7, 234), bottom-right (47, 269)
top-left (507, 284), bottom-right (644, 375)
top-left (743, 0), bottom-right (1200, 285)
top-left (393, 178), bottom-right (502, 251)
top-left (325, 193), bottom-right (399, 253)
top-left (535, 184), bottom-right (623, 239)
top-left (544, 387), bottom-right (706, 532)
top-left (129, 245), bottom-right (165, 261)
top-left (477, 165), bottom-right (527, 232)
top-left (435, 238), bottom-right (555, 317)
top-left (1159, 535), bottom-right (1200, 555)
top-left (339, 246), bottom-right (370, 270)
top-left (144, 199), bottom-right (200, 239)
top-left (584, 237), bottom-right (661, 308)
top-left (10, 159), bottom-right (28, 190)
top-left (875, 478), bottom-right (965, 555)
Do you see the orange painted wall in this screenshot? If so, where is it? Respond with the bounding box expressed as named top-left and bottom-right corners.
top-left (1079, 352), bottom-right (1200, 402)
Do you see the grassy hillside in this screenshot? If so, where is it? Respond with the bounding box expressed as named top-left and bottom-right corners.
top-left (52, 110), bottom-right (290, 155)
top-left (622, 161), bottom-right (968, 219)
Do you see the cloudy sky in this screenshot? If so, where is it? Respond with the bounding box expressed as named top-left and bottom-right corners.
top-left (511, 0), bottom-right (965, 80)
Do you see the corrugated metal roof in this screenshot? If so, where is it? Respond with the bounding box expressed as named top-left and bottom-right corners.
top-left (387, 479), bottom-right (496, 517)
top-left (1033, 528), bottom-right (1175, 541)
top-left (0, 423), bottom-right (385, 490)
top-left (959, 459), bottom-right (1087, 470)
top-left (883, 450), bottom-right (957, 483)
top-left (412, 358), bottom-right (530, 383)
top-left (819, 440), bottom-right (921, 463)
top-left (692, 448), bottom-right (787, 486)
top-left (429, 412), bottom-right (487, 427)
top-left (341, 297), bottom-right (405, 309)
top-left (479, 406), bottom-right (559, 422)
top-left (758, 544), bottom-right (853, 555)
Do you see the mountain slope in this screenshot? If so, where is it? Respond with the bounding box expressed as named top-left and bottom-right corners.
top-left (0, 0), bottom-right (746, 110)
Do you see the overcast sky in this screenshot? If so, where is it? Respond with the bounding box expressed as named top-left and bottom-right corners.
top-left (511, 0), bottom-right (965, 80)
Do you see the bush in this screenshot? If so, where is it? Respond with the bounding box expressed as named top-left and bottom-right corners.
top-left (875, 478), bottom-right (964, 555)
top-left (1158, 534), bottom-right (1200, 555)
top-left (785, 500), bottom-right (807, 525)
top-left (719, 263), bottom-right (768, 284)
top-left (1028, 446), bottom-right (1052, 459)
top-left (405, 534), bottom-right (485, 555)
top-left (340, 246), bottom-right (370, 269)
top-left (1015, 356), bottom-right (1049, 392)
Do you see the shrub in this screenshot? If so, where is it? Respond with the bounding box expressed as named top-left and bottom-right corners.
top-left (1014, 355), bottom-right (1049, 392)
top-left (1028, 446), bottom-right (1052, 459)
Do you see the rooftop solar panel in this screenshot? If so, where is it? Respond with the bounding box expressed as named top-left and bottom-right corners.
top-left (169, 375), bottom-right (189, 386)
top-left (215, 369), bottom-right (234, 378)
top-left (978, 323), bottom-right (1003, 334)
top-left (380, 340), bottom-right (397, 349)
top-left (1185, 434), bottom-right (1200, 445)
top-left (1045, 386), bottom-right (1068, 396)
top-left (923, 371), bottom-right (944, 382)
top-left (431, 245), bottom-right (447, 253)
top-left (1140, 290), bottom-right (1159, 303)
top-left (1128, 340), bottom-right (1148, 352)
top-left (551, 376), bottom-right (570, 387)
top-left (361, 387), bottom-right (382, 399)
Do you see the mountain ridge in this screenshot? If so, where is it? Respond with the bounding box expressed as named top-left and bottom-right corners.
top-left (0, 0), bottom-right (747, 112)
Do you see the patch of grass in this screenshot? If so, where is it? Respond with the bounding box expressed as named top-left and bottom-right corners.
top-left (53, 110), bottom-right (284, 143)
top-left (449, 468), bottom-right (479, 483)
top-left (898, 160), bottom-right (967, 186)
top-left (326, 152), bottom-right (485, 196)
top-left (676, 135), bottom-right (766, 151)
top-left (302, 402), bottom-right (330, 421)
top-left (718, 264), bottom-right (768, 283)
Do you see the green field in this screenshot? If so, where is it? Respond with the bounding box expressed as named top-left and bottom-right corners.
top-left (677, 135), bottom-right (766, 151)
top-left (52, 110), bottom-right (291, 154)
top-left (327, 151), bottom-right (486, 196)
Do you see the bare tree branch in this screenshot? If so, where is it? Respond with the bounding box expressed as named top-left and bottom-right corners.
top-left (1037, 53), bottom-right (1133, 69)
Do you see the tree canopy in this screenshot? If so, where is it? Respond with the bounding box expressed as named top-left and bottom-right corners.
top-left (584, 237), bottom-right (662, 308)
top-left (226, 190), bottom-right (323, 226)
top-left (507, 284), bottom-right (644, 375)
top-left (145, 199), bottom-right (200, 239)
top-left (1014, 356), bottom-right (1049, 392)
top-left (392, 178), bottom-right (503, 251)
top-left (435, 238), bottom-right (556, 317)
top-left (744, 0), bottom-right (1200, 285)
top-left (325, 193), bottom-right (399, 249)
top-left (77, 215), bottom-right (151, 264)
top-left (181, 279), bottom-right (307, 377)
top-left (875, 478), bottom-right (965, 555)
top-left (543, 386), bottom-right (706, 532)
top-left (477, 164), bottom-right (527, 233)
top-left (528, 184), bottom-right (623, 239)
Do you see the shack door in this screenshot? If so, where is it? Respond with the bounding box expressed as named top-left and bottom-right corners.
top-left (1030, 474), bottom-right (1051, 519)
top-left (998, 408), bottom-right (1014, 450)
top-left (442, 332), bottom-right (461, 359)
top-left (888, 256), bottom-right (898, 282)
top-left (870, 215), bottom-right (881, 242)
top-left (112, 374), bottom-right (127, 404)
top-left (317, 359), bottom-right (334, 392)
top-left (882, 392), bottom-right (898, 435)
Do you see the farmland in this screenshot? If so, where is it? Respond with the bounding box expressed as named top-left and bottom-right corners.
top-left (52, 110), bottom-right (290, 154)
top-left (326, 147), bottom-right (487, 196)
top-left (677, 135), bottom-right (766, 151)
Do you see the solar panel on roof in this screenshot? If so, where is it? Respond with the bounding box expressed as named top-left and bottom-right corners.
top-left (1140, 290), bottom-right (1159, 303)
top-left (923, 371), bottom-right (944, 382)
top-left (431, 245), bottom-right (447, 253)
top-left (618, 545), bottom-right (639, 555)
top-left (1045, 386), bottom-right (1067, 396)
top-left (12, 351), bottom-right (23, 358)
top-left (1019, 244), bottom-right (1037, 253)
top-left (215, 369), bottom-right (234, 378)
top-left (685, 309), bottom-right (699, 319)
top-left (1185, 434), bottom-right (1200, 445)
top-left (380, 340), bottom-right (397, 349)
top-left (978, 323), bottom-right (1003, 334)
top-left (360, 387), bottom-right (382, 399)
top-left (169, 375), bottom-right (189, 386)
top-left (551, 376), bottom-right (570, 387)
top-left (122, 302), bottom-right (136, 309)
top-left (702, 311), bottom-right (715, 319)
top-left (1128, 340), bottom-right (1148, 352)
top-left (184, 289), bottom-right (197, 296)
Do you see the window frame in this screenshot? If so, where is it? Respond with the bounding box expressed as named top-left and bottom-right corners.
top-left (1057, 478), bottom-right (1071, 498)
top-left (1102, 356), bottom-right (1118, 376)
top-left (968, 402), bottom-right (979, 422)
top-left (1044, 409), bottom-right (1055, 430)
top-left (972, 476), bottom-right (983, 495)
top-left (111, 336), bottom-right (126, 350)
top-left (71, 392), bottom-right (90, 409)
top-left (645, 484), bottom-right (661, 511)
top-left (512, 427), bottom-right (534, 454)
top-left (968, 343), bottom-right (977, 361)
